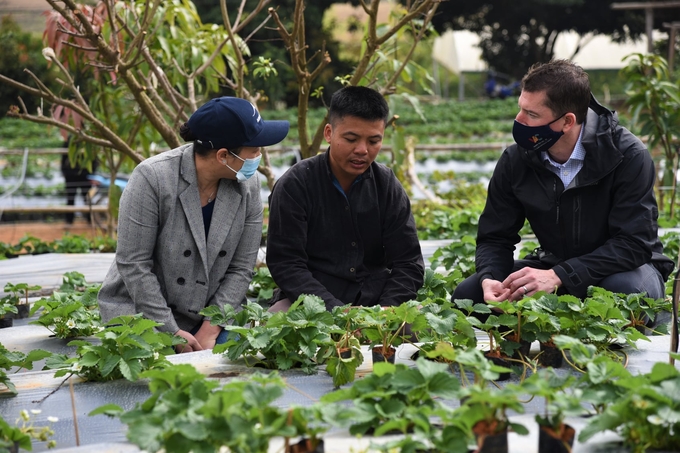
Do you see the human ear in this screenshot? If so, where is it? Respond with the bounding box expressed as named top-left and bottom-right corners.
top-left (323, 123), bottom-right (333, 144)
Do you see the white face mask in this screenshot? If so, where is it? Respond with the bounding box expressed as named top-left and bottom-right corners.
top-left (225, 151), bottom-right (261, 182)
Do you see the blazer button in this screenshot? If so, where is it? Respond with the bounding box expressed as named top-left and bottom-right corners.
top-left (183, 250), bottom-right (191, 257)
top-left (218, 250), bottom-right (227, 257)
top-left (350, 267), bottom-right (355, 273)
top-left (177, 277), bottom-right (185, 285)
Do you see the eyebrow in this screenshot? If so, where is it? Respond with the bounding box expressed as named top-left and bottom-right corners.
top-left (342, 131), bottom-right (383, 140)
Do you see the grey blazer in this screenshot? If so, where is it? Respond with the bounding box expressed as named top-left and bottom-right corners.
top-left (98, 144), bottom-right (263, 333)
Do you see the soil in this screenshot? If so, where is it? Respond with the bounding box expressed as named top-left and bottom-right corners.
top-left (0, 220), bottom-right (99, 244)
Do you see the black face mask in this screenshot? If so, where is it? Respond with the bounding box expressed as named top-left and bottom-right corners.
top-left (512, 113), bottom-right (566, 153)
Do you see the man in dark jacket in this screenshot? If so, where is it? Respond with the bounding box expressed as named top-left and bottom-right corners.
top-left (453, 60), bottom-right (674, 310)
top-left (266, 86), bottom-right (424, 311)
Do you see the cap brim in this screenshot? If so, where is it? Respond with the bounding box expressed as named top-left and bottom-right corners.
top-left (241, 120), bottom-right (290, 147)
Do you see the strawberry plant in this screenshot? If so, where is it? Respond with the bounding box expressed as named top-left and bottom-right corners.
top-left (0, 343), bottom-right (51, 396)
top-left (326, 305), bottom-right (365, 388)
top-left (90, 365), bottom-right (320, 453)
top-left (579, 355), bottom-right (680, 452)
top-left (205, 295), bottom-right (335, 375)
top-left (30, 283), bottom-right (101, 339)
top-left (45, 314), bottom-right (179, 382)
top-left (320, 359), bottom-right (460, 436)
top-left (0, 409), bottom-right (58, 452)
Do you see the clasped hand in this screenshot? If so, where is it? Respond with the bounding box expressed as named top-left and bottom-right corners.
top-left (481, 268), bottom-right (561, 303)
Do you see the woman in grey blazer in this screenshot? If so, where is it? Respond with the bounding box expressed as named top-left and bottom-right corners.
top-left (98, 97), bottom-right (289, 353)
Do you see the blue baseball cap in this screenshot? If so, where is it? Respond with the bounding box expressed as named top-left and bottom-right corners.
top-left (187, 97), bottom-right (289, 150)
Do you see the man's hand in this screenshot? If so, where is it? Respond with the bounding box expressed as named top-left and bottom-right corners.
top-left (175, 330), bottom-right (203, 353)
top-left (481, 278), bottom-right (512, 303)
top-left (502, 268), bottom-right (562, 301)
top-left (193, 320), bottom-right (222, 350)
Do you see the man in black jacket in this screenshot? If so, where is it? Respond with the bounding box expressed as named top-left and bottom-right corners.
top-left (453, 60), bottom-right (673, 308)
top-left (266, 86), bottom-right (424, 311)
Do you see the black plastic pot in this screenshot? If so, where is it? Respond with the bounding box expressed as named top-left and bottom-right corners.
top-left (538, 423), bottom-right (575, 453)
top-left (511, 339), bottom-right (532, 360)
top-left (474, 428), bottom-right (508, 453)
top-left (372, 346), bottom-right (396, 364)
top-left (484, 353), bottom-right (511, 381)
top-left (339, 348), bottom-right (352, 359)
top-left (14, 304), bottom-right (30, 319)
top-left (538, 342), bottom-right (563, 368)
top-left (287, 438), bottom-right (324, 453)
top-left (0, 318), bottom-right (13, 328)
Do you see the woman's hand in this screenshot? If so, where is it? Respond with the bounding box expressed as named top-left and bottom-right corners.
top-left (194, 320), bottom-right (222, 350)
top-left (175, 330), bottom-right (203, 353)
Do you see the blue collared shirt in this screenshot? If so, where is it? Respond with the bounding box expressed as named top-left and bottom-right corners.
top-left (542, 126), bottom-right (586, 188)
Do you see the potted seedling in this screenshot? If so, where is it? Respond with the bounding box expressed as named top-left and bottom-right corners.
top-left (320, 358), bottom-right (460, 436)
top-left (326, 305), bottom-right (364, 388)
top-left (579, 355), bottom-right (680, 452)
top-left (458, 384), bottom-right (528, 453)
top-left (609, 289), bottom-right (671, 335)
top-left (358, 300), bottom-right (421, 364)
top-left (2, 282), bottom-right (41, 319)
top-left (450, 298), bottom-right (517, 379)
top-left (488, 298), bottom-right (536, 360)
top-left (525, 294), bottom-right (565, 368)
top-left (0, 301), bottom-right (18, 329)
top-left (517, 368), bottom-right (583, 453)
top-left (284, 406), bottom-right (327, 453)
top-left (409, 298), bottom-right (477, 362)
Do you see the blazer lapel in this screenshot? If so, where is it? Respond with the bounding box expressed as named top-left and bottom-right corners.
top-left (178, 147), bottom-right (209, 275)
top-left (207, 180), bottom-right (242, 270)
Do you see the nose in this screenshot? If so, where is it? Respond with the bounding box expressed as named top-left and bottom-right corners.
top-left (515, 111), bottom-right (526, 125)
top-left (354, 140), bottom-right (369, 155)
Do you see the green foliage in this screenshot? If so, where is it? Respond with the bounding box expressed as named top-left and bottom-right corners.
top-left (416, 268), bottom-right (461, 302)
top-left (90, 365), bottom-right (313, 453)
top-left (579, 359), bottom-right (680, 452)
top-left (247, 267), bottom-right (277, 303)
top-left (207, 295), bottom-right (336, 375)
top-left (2, 282), bottom-right (40, 306)
top-left (320, 359), bottom-right (461, 436)
top-left (621, 53), bottom-right (680, 216)
top-left (358, 301), bottom-right (421, 354)
top-left (29, 273), bottom-right (101, 339)
top-left (0, 343), bottom-right (51, 396)
top-left (516, 368), bottom-right (583, 431)
top-left (429, 236), bottom-right (476, 279)
top-left (458, 384), bottom-right (527, 436)
top-left (0, 235), bottom-right (117, 258)
top-left (0, 410), bottom-right (57, 452)
top-left (45, 314), bottom-right (179, 382)
top-left (0, 16), bottom-right (59, 120)
top-left (410, 298), bottom-right (477, 350)
top-left (326, 306), bottom-right (365, 388)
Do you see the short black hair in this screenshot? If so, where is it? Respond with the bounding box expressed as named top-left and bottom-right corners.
top-left (521, 59), bottom-right (590, 124)
top-left (328, 86), bottom-right (389, 126)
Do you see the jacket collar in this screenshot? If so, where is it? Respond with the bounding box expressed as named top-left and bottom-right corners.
top-left (178, 144), bottom-right (243, 275)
